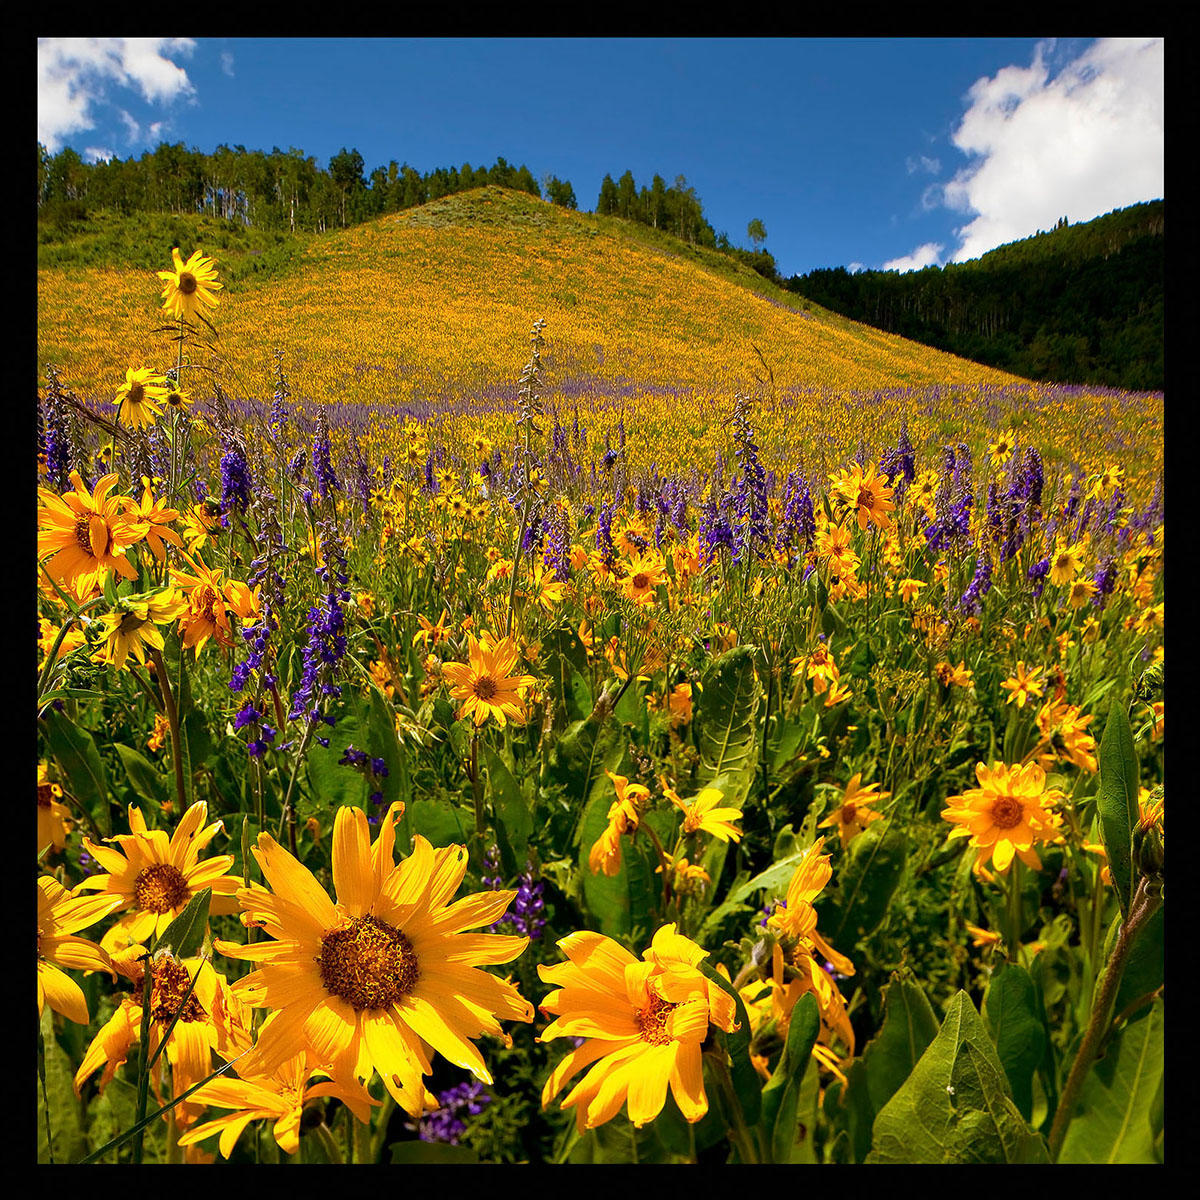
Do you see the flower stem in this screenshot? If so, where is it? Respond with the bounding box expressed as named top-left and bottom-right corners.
top-left (1047, 876), bottom-right (1161, 1160)
top-left (148, 646), bottom-right (187, 811)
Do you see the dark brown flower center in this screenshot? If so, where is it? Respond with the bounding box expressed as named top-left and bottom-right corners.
top-left (150, 956), bottom-right (207, 1024)
top-left (990, 796), bottom-right (1024, 831)
top-left (318, 915), bottom-right (419, 1011)
top-left (128, 384), bottom-right (145, 405)
top-left (179, 272), bottom-right (198, 296)
top-left (134, 863), bottom-right (191, 914)
top-left (74, 514), bottom-right (97, 554)
top-left (167, 390), bottom-right (184, 406)
top-left (631, 572), bottom-right (649, 590)
top-left (841, 803), bottom-right (857, 824)
top-left (856, 487), bottom-right (875, 510)
top-left (37, 783), bottom-right (55, 809)
top-left (635, 994), bottom-right (679, 1045)
top-left (473, 676), bottom-right (498, 701)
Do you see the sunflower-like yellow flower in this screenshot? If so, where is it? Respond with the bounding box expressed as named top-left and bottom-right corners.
top-left (75, 801), bottom-right (242, 942)
top-left (125, 477), bottom-right (183, 561)
top-left (764, 838), bottom-right (850, 975)
top-left (92, 588), bottom-right (189, 672)
top-left (935, 660), bottom-right (974, 688)
top-left (177, 1043), bottom-right (376, 1159)
top-left (941, 761), bottom-right (1065, 873)
top-left (158, 247), bottom-right (223, 321)
top-left (898, 577), bottom-right (926, 603)
top-left (1036, 698), bottom-right (1098, 774)
top-left (588, 772), bottom-right (649, 876)
top-left (74, 949), bottom-right (253, 1130)
top-left (37, 471), bottom-right (146, 596)
top-left (830, 461), bottom-right (895, 532)
top-left (37, 877), bottom-right (120, 1024)
top-left (989, 429), bottom-right (1017, 466)
top-left (442, 633), bottom-right (537, 727)
top-left (538, 924), bottom-right (738, 1130)
top-left (216, 805), bottom-right (533, 1119)
top-left (1048, 540), bottom-right (1084, 587)
top-left (1001, 661), bottom-right (1044, 708)
top-left (668, 681), bottom-right (693, 726)
top-left (114, 367), bottom-right (169, 429)
top-left (818, 773), bottom-right (889, 850)
top-left (1067, 578), bottom-right (1098, 609)
top-left (171, 553), bottom-right (236, 653)
top-left (664, 782), bottom-right (743, 843)
top-left (620, 553), bottom-right (667, 606)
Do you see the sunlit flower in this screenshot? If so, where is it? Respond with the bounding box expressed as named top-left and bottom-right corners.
top-left (158, 247), bottom-right (223, 321)
top-left (664, 783), bottom-right (743, 843)
top-left (1048, 541), bottom-right (1084, 587)
top-left (941, 761), bottom-right (1064, 873)
top-left (1001, 661), bottom-right (1044, 708)
top-left (898, 578), bottom-right (926, 603)
top-left (114, 367), bottom-right (169, 429)
top-left (935, 660), bottom-right (973, 688)
top-left (216, 805), bottom-right (533, 1119)
top-left (818, 773), bottom-right (889, 850)
top-left (125, 477), bottom-right (183, 561)
top-left (988, 429), bottom-right (1017, 466)
top-left (538, 924), bottom-right (738, 1130)
top-left (92, 588), bottom-right (189, 672)
top-left (620, 554), bottom-right (667, 606)
top-left (588, 772), bottom-right (649, 876)
top-left (830, 461), bottom-right (895, 531)
top-left (177, 1045), bottom-right (376, 1159)
top-left (37, 763), bottom-right (72, 855)
top-left (38, 471), bottom-right (146, 596)
top-left (442, 633), bottom-right (536, 727)
top-left (37, 877), bottom-right (119, 1024)
top-left (75, 801), bottom-right (242, 942)
top-left (667, 682), bottom-right (693, 726)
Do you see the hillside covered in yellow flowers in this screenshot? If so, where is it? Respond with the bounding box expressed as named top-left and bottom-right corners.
top-left (37, 186), bottom-right (1161, 486)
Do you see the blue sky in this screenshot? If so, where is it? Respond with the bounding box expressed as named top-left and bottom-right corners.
top-left (38, 38), bottom-right (1164, 278)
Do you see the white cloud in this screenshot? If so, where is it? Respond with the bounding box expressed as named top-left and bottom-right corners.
top-left (882, 242), bottom-right (944, 273)
top-left (38, 38), bottom-right (196, 152)
top-left (220, 50), bottom-right (235, 77)
top-left (847, 261), bottom-right (865, 273)
top-left (84, 146), bottom-right (115, 164)
top-left (943, 38), bottom-right (1163, 262)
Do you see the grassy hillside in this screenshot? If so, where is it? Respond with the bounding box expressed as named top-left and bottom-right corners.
top-left (37, 187), bottom-right (1161, 484)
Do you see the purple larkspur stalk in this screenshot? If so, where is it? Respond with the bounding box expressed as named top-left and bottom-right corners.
top-left (729, 395), bottom-right (770, 563)
top-left (958, 550), bottom-right (993, 616)
top-left (312, 409), bottom-right (340, 500)
top-left (543, 506), bottom-right (570, 579)
top-left (416, 1081), bottom-right (492, 1145)
top-left (220, 433), bottom-right (253, 515)
top-left (1028, 556), bottom-right (1051, 599)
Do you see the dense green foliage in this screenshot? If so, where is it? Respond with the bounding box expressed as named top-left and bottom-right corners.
top-left (785, 203), bottom-right (1164, 392)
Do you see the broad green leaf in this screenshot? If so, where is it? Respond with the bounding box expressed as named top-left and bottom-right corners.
top-left (388, 1140), bottom-right (480, 1163)
top-left (839, 965), bottom-right (939, 1162)
top-left (578, 787), bottom-right (663, 941)
top-left (565, 1111), bottom-right (670, 1163)
top-left (153, 886), bottom-right (211, 958)
top-left (485, 745), bottom-right (532, 872)
top-left (984, 961), bottom-right (1045, 1121)
top-left (1112, 904), bottom-right (1164, 1021)
top-left (304, 714), bottom-right (369, 812)
top-left (38, 1008), bottom-right (87, 1164)
top-left (820, 820), bottom-right (908, 946)
top-left (1058, 1000), bottom-right (1164, 1164)
top-left (761, 992), bottom-right (820, 1163)
top-left (41, 708), bottom-right (112, 836)
top-left (867, 991), bottom-right (1048, 1164)
top-left (544, 717), bottom-right (621, 835)
top-left (694, 646), bottom-right (762, 803)
top-left (1097, 700), bottom-right (1139, 918)
top-left (406, 798), bottom-right (470, 848)
top-left (114, 743), bottom-right (168, 806)
top-left (540, 624), bottom-right (592, 726)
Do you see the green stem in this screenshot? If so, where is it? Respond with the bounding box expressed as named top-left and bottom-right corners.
top-left (311, 1121), bottom-right (344, 1164)
top-left (148, 647), bottom-right (187, 812)
top-left (132, 951), bottom-right (155, 1164)
top-left (1047, 876), bottom-right (1161, 1161)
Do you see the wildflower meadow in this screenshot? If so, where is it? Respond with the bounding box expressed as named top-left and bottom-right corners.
top-left (36, 200), bottom-right (1163, 1165)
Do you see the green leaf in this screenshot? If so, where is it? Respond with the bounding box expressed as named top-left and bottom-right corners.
top-left (983, 961), bottom-right (1046, 1121)
top-left (697, 960), bottom-right (762, 1128)
top-left (867, 991), bottom-right (1048, 1164)
top-left (406, 798), bottom-right (470, 848)
top-left (114, 743), bottom-right (168, 806)
top-left (544, 717), bottom-right (621, 834)
top-left (41, 708), bottom-right (111, 836)
top-left (819, 820), bottom-right (908, 945)
top-left (1057, 999), bottom-right (1163, 1163)
top-left (153, 886), bottom-right (211, 958)
top-left (39, 1008), bottom-right (87, 1164)
top-left (1097, 700), bottom-right (1139, 918)
top-left (304, 713), bottom-right (369, 812)
top-left (540, 625), bottom-right (592, 726)
top-left (694, 646), bottom-right (762, 804)
top-left (1112, 904), bottom-right (1164, 1021)
top-left (485, 745), bottom-right (532, 872)
top-left (364, 685), bottom-right (413, 851)
top-left (761, 992), bottom-right (820, 1163)
top-left (388, 1140), bottom-right (480, 1163)
top-left (839, 965), bottom-right (939, 1162)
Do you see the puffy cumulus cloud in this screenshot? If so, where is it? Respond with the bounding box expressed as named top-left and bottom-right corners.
top-left (38, 38), bottom-right (196, 152)
top-left (882, 242), bottom-right (944, 273)
top-left (944, 38), bottom-right (1163, 263)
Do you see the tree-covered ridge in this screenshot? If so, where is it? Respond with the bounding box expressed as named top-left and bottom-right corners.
top-left (784, 202), bottom-right (1164, 392)
top-left (37, 140), bottom-right (574, 234)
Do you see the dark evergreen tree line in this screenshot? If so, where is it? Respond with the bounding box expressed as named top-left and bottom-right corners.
top-left (784, 202), bottom-right (1164, 392)
top-left (37, 141), bottom-right (574, 234)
